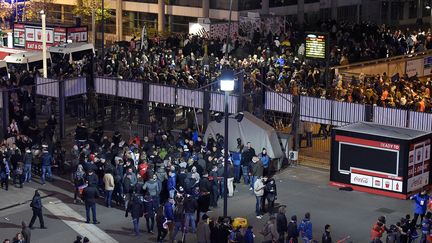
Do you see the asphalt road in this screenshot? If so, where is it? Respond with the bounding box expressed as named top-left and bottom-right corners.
top-left (0, 165), bottom-right (413, 242)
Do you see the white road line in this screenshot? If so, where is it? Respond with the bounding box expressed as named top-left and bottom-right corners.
top-left (44, 198), bottom-right (118, 243)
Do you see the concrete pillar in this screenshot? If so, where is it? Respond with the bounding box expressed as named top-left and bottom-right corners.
top-left (116, 0), bottom-right (123, 41)
top-left (403, 1), bottom-right (409, 20)
top-left (297, 0), bottom-right (305, 26)
top-left (158, 0), bottom-right (165, 32)
top-left (418, 0), bottom-right (423, 19)
top-left (61, 5), bottom-right (65, 23)
top-left (356, 4), bottom-right (360, 24)
top-left (387, 0), bottom-right (392, 25)
top-left (202, 0), bottom-right (210, 18)
top-left (262, 0), bottom-right (269, 15)
top-left (331, 0), bottom-right (337, 20)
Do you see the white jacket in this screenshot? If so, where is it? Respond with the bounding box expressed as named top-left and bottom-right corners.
top-left (254, 179), bottom-right (265, 197)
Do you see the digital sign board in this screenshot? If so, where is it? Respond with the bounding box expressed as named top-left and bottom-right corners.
top-left (305, 33), bottom-right (326, 59)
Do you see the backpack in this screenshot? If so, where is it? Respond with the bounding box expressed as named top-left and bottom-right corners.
top-left (260, 222), bottom-right (270, 236)
top-left (173, 203), bottom-right (184, 220)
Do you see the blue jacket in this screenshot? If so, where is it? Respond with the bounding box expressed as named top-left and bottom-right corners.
top-left (232, 152), bottom-right (241, 166)
top-left (168, 173), bottom-right (176, 190)
top-left (164, 201), bottom-right (174, 220)
top-left (411, 193), bottom-right (428, 214)
top-left (298, 218), bottom-right (312, 240)
top-left (259, 153), bottom-right (270, 168)
top-left (41, 152), bottom-right (53, 166)
top-left (421, 218), bottom-right (430, 234)
top-left (244, 228), bottom-right (254, 243)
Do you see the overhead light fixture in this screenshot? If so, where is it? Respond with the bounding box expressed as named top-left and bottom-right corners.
top-left (220, 69), bottom-right (235, 92)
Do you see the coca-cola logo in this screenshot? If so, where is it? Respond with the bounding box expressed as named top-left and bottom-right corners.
top-left (354, 176), bottom-right (368, 184)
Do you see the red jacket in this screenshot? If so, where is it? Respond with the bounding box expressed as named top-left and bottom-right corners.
top-left (138, 163), bottom-right (148, 180)
top-left (370, 223), bottom-right (385, 240)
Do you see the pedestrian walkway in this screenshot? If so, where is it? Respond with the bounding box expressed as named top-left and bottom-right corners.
top-left (44, 198), bottom-right (118, 243)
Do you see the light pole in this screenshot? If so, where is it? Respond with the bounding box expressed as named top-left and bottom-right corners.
top-left (426, 1), bottom-right (432, 27)
top-left (41, 10), bottom-right (47, 78)
top-left (220, 69), bottom-right (235, 218)
top-left (101, 0), bottom-right (105, 58)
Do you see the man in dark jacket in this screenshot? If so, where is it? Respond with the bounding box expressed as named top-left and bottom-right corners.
top-left (276, 206), bottom-right (288, 243)
top-left (82, 185), bottom-right (100, 224)
top-left (85, 169), bottom-right (99, 187)
top-left (126, 194), bottom-right (144, 236)
top-left (322, 224), bottom-right (332, 243)
top-left (184, 193), bottom-right (198, 233)
top-left (29, 190), bottom-right (46, 229)
top-left (241, 142), bottom-right (255, 185)
top-left (287, 215), bottom-right (299, 243)
top-left (198, 173), bottom-right (211, 213)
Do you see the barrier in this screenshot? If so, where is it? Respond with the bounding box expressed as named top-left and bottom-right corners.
top-left (331, 101), bottom-right (365, 126)
top-left (176, 88), bottom-right (204, 109)
top-left (149, 84), bottom-right (176, 105)
top-left (95, 77), bottom-right (117, 96)
top-left (408, 111), bottom-right (432, 131)
top-left (373, 106), bottom-right (408, 127)
top-left (36, 77), bottom-right (59, 98)
top-left (65, 77), bottom-right (87, 97)
top-left (118, 80), bottom-right (143, 100)
top-left (265, 91), bottom-right (292, 113)
top-left (300, 96), bottom-right (333, 124)
top-left (210, 92), bottom-right (238, 113)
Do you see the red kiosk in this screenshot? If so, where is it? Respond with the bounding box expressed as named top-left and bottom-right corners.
top-left (330, 122), bottom-right (431, 199)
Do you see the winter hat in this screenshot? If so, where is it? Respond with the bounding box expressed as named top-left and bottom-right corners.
top-left (202, 214), bottom-right (209, 220)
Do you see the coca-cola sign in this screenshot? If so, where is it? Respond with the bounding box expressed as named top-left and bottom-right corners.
top-left (350, 173), bottom-right (372, 187)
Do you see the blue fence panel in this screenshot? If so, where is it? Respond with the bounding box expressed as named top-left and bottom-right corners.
top-left (36, 77), bottom-right (59, 98)
top-left (332, 101), bottom-right (365, 126)
top-left (300, 96), bottom-right (332, 124)
top-left (65, 77), bottom-right (87, 97)
top-left (118, 80), bottom-right (143, 100)
top-left (210, 92), bottom-right (238, 113)
top-left (149, 84), bottom-right (176, 105)
top-left (373, 106), bottom-right (407, 127)
top-left (95, 77), bottom-right (117, 96)
top-left (409, 111), bottom-right (432, 131)
top-left (177, 88), bottom-right (204, 109)
top-left (264, 91), bottom-right (292, 113)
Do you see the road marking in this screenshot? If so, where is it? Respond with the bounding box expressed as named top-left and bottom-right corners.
top-left (44, 198), bottom-right (118, 243)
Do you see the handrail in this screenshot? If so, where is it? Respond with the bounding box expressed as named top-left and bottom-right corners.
top-left (332, 49), bottom-right (432, 71)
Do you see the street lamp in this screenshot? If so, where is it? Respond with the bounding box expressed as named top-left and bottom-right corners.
top-left (426, 0), bottom-right (432, 27)
top-left (220, 68), bottom-right (235, 218)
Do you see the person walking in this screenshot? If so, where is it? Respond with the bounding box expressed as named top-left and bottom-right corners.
top-left (321, 224), bottom-right (332, 243)
top-left (73, 164), bottom-right (85, 204)
top-left (29, 190), bottom-right (46, 229)
top-left (172, 198), bottom-right (186, 242)
top-left (196, 214), bottom-right (211, 243)
top-left (304, 122), bottom-right (314, 148)
top-left (254, 176), bottom-right (266, 219)
top-left (410, 189), bottom-right (429, 227)
top-left (226, 161), bottom-right (235, 197)
top-left (156, 205), bottom-right (168, 243)
top-left (232, 148), bottom-right (242, 183)
top-left (250, 156), bottom-right (263, 192)
top-left (103, 169), bottom-right (114, 208)
top-left (276, 206), bottom-right (288, 243)
top-left (82, 185), bottom-right (100, 224)
top-left (241, 142), bottom-right (255, 186)
top-left (287, 215), bottom-right (299, 243)
top-left (298, 212), bottom-right (312, 243)
top-left (164, 198), bottom-right (175, 241)
top-left (126, 194), bottom-right (144, 236)
top-left (21, 221), bottom-right (31, 243)
top-left (244, 225), bottom-right (254, 243)
top-left (143, 174), bottom-right (161, 208)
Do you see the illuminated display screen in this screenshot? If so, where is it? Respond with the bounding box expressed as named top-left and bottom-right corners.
top-left (305, 33), bottom-right (326, 59)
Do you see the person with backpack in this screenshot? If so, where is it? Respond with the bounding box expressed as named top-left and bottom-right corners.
top-left (287, 215), bottom-right (299, 243)
top-left (298, 212), bottom-right (312, 243)
top-left (262, 215), bottom-right (279, 243)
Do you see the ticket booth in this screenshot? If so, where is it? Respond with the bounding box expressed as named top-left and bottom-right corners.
top-left (330, 122), bottom-right (431, 199)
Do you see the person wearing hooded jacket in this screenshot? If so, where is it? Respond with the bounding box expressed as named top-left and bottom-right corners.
top-left (126, 194), bottom-right (144, 236)
top-left (287, 215), bottom-right (299, 243)
top-left (264, 177), bottom-right (277, 213)
top-left (276, 206), bottom-right (288, 243)
top-left (298, 212), bottom-right (312, 243)
top-left (29, 190), bottom-right (46, 229)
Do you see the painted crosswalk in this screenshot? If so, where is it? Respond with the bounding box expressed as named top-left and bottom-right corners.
top-left (44, 198), bottom-right (118, 243)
